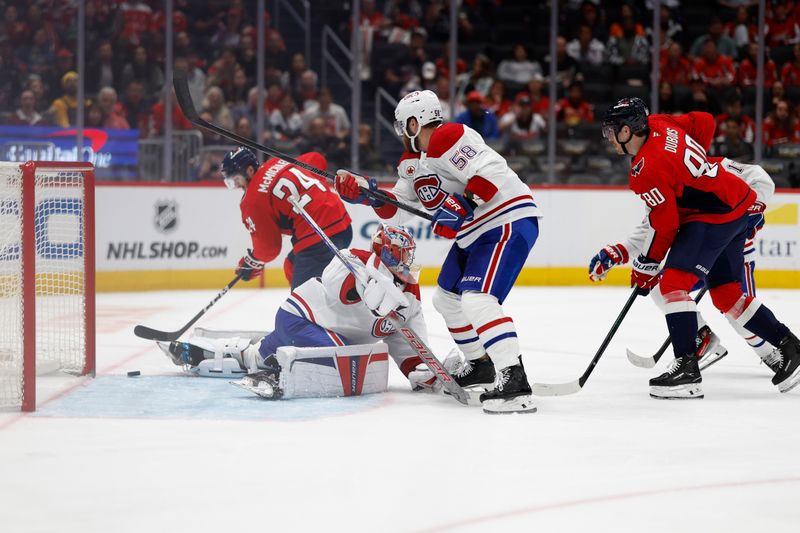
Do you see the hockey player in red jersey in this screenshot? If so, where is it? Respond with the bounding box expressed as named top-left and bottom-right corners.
top-left (221, 147), bottom-right (352, 288)
top-left (334, 90), bottom-right (541, 414)
top-left (600, 97), bottom-right (800, 398)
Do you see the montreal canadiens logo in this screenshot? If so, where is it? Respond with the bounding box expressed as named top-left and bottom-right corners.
top-left (372, 317), bottom-right (396, 337)
top-left (413, 174), bottom-right (447, 210)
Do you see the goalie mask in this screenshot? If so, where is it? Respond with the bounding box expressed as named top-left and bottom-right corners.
top-left (371, 224), bottom-right (419, 284)
top-left (393, 90), bottom-right (443, 152)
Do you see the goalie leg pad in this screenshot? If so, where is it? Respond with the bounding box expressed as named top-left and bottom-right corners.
top-left (275, 343), bottom-right (389, 399)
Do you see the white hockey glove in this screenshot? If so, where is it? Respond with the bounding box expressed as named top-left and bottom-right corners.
top-left (358, 254), bottom-right (408, 317)
top-left (407, 349), bottom-right (463, 393)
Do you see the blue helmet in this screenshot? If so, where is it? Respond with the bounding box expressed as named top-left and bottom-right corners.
top-left (221, 147), bottom-right (258, 185)
top-left (602, 97), bottom-right (649, 154)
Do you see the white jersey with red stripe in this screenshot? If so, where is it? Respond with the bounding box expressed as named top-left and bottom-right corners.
top-left (623, 158), bottom-right (774, 258)
top-left (279, 248), bottom-right (429, 365)
top-left (375, 124), bottom-right (542, 247)
top-left (423, 123), bottom-right (542, 247)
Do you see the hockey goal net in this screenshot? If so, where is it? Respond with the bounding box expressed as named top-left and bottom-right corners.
top-left (0, 161), bottom-right (95, 411)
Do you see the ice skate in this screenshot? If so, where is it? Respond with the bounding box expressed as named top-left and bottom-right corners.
top-left (696, 326), bottom-right (728, 371)
top-left (452, 355), bottom-right (496, 391)
top-left (771, 333), bottom-right (800, 393)
top-left (650, 355), bottom-right (704, 399)
top-left (480, 358), bottom-right (537, 414)
top-left (232, 369), bottom-right (283, 399)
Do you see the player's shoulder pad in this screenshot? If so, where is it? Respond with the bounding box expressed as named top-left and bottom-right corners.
top-left (426, 123), bottom-right (465, 159)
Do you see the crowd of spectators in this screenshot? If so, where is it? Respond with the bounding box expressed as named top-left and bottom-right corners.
top-left (0, 0), bottom-right (373, 178)
top-left (3, 1), bottom-right (800, 185)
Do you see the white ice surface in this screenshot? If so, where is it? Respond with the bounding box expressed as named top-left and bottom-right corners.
top-left (1, 286), bottom-right (799, 533)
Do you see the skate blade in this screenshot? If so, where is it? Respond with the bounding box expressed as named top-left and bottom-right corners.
top-left (231, 379), bottom-right (278, 399)
top-left (442, 387), bottom-right (485, 407)
top-left (482, 394), bottom-right (538, 414)
top-left (649, 383), bottom-right (704, 399)
top-left (777, 364), bottom-right (800, 393)
top-left (698, 349), bottom-right (728, 371)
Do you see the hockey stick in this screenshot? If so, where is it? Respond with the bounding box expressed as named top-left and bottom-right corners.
top-left (532, 288), bottom-right (639, 396)
top-left (172, 70), bottom-right (433, 222)
top-left (133, 274), bottom-right (243, 341)
top-left (286, 195), bottom-right (470, 405)
top-left (625, 287), bottom-right (709, 368)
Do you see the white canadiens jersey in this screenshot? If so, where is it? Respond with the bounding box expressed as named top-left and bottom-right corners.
top-left (279, 248), bottom-right (429, 361)
top-left (623, 158), bottom-right (775, 257)
top-left (389, 123), bottom-right (542, 247)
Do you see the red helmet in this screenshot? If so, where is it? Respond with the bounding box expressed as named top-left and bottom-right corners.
top-left (371, 224), bottom-right (418, 284)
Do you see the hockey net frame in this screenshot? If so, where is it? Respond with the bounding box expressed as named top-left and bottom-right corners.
top-left (0, 161), bottom-right (95, 411)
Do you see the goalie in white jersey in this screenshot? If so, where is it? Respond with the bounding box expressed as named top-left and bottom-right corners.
top-left (335, 90), bottom-right (542, 414)
top-left (589, 158), bottom-right (782, 373)
top-left (161, 224), bottom-right (438, 397)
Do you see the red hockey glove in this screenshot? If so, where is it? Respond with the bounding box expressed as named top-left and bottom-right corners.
top-left (589, 243), bottom-right (629, 282)
top-left (431, 193), bottom-right (475, 239)
top-left (334, 170), bottom-right (382, 206)
top-left (746, 201), bottom-right (766, 240)
top-left (631, 255), bottom-right (660, 296)
top-left (236, 249), bottom-right (265, 281)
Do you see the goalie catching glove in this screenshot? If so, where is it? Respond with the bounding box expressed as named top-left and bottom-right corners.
top-left (236, 249), bottom-right (265, 281)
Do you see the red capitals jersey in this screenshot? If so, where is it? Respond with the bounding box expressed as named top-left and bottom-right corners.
top-left (629, 112), bottom-right (756, 262)
top-left (240, 153), bottom-right (351, 263)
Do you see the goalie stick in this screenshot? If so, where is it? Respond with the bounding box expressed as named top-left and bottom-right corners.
top-left (133, 274), bottom-right (243, 341)
top-left (286, 195), bottom-right (470, 405)
top-left (625, 287), bottom-right (709, 368)
top-left (532, 288), bottom-right (639, 396)
top-left (172, 69), bottom-right (433, 222)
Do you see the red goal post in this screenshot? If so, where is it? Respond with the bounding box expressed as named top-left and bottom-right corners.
top-left (0, 161), bottom-right (95, 412)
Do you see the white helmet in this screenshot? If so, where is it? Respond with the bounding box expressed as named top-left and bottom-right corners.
top-left (393, 90), bottom-right (443, 151)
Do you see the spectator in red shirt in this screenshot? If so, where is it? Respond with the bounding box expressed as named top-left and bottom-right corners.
top-left (121, 80), bottom-right (149, 137)
top-left (715, 96), bottom-right (756, 143)
top-left (781, 43), bottom-right (800, 86)
top-left (767, 2), bottom-right (799, 48)
top-left (485, 79), bottom-right (511, 118)
top-left (661, 42), bottom-right (693, 87)
top-left (434, 43), bottom-right (467, 80)
top-left (556, 81), bottom-right (593, 126)
top-left (149, 89), bottom-right (193, 137)
top-left (693, 40), bottom-right (735, 90)
top-left (737, 42), bottom-right (778, 88)
top-left (97, 87), bottom-right (130, 129)
top-left (527, 73), bottom-right (550, 117)
top-left (763, 99), bottom-right (800, 147)
top-left (115, 1), bottom-right (153, 48)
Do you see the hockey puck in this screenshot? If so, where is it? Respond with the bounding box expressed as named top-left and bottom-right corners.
top-left (127, 371), bottom-right (141, 377)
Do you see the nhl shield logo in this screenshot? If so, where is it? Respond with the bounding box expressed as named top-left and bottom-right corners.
top-left (413, 174), bottom-right (447, 210)
top-left (154, 200), bottom-right (178, 234)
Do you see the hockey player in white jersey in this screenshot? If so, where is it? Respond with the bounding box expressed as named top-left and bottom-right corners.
top-left (160, 224), bottom-right (439, 397)
top-left (589, 157), bottom-right (781, 373)
top-left (335, 90), bottom-right (542, 414)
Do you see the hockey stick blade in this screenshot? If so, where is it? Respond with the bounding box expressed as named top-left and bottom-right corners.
top-left (172, 71), bottom-right (432, 221)
top-left (531, 379), bottom-right (582, 396)
top-left (624, 287), bottom-right (708, 369)
top-left (133, 274), bottom-right (242, 341)
top-left (626, 348), bottom-right (657, 368)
